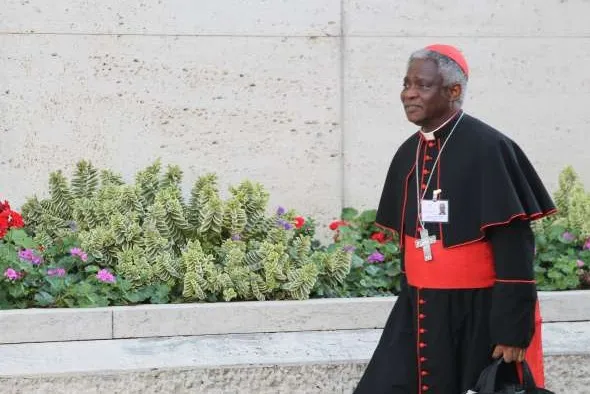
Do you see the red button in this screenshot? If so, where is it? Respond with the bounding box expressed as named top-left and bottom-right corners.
top-left (419, 313), bottom-right (426, 319)
top-left (422, 385), bottom-right (430, 391)
top-left (419, 299), bottom-right (426, 304)
top-left (421, 370), bottom-right (429, 376)
top-left (419, 328), bottom-right (427, 334)
top-left (419, 342), bottom-right (427, 348)
top-left (420, 357), bottom-right (427, 362)
top-left (425, 155), bottom-right (432, 161)
top-left (422, 169), bottom-right (429, 175)
top-left (421, 184), bottom-right (427, 190)
top-left (428, 142), bottom-right (435, 148)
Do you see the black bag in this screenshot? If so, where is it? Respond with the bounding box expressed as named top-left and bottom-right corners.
top-left (466, 359), bottom-right (555, 394)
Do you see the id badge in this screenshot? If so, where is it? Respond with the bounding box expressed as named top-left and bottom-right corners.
top-left (421, 200), bottom-right (449, 223)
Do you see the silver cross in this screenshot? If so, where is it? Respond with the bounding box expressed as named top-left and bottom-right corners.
top-left (415, 228), bottom-right (436, 261)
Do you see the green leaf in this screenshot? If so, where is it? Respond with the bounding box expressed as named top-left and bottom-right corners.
top-left (5, 229), bottom-right (37, 249)
top-left (34, 291), bottom-right (55, 307)
top-left (341, 208), bottom-right (358, 221)
top-left (358, 210), bottom-right (377, 224)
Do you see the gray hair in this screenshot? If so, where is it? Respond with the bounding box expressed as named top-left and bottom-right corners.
top-left (409, 49), bottom-right (468, 104)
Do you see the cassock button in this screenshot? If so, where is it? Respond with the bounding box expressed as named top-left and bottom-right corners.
top-left (419, 299), bottom-right (426, 305)
top-left (420, 357), bottom-right (428, 362)
top-left (419, 313), bottom-right (426, 319)
top-left (421, 370), bottom-right (429, 376)
top-left (422, 169), bottom-right (429, 175)
top-left (419, 342), bottom-right (427, 348)
top-left (425, 155), bottom-right (432, 161)
top-left (422, 385), bottom-right (430, 391)
top-left (428, 142), bottom-right (435, 148)
top-left (421, 184), bottom-right (427, 190)
top-left (419, 328), bottom-right (427, 334)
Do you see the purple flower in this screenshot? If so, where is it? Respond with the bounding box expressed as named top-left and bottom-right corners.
top-left (18, 248), bottom-right (44, 265)
top-left (3, 268), bottom-right (22, 281)
top-left (584, 238), bottom-right (590, 251)
top-left (562, 232), bottom-right (575, 242)
top-left (47, 268), bottom-right (67, 277)
top-left (276, 219), bottom-right (293, 230)
top-left (276, 206), bottom-right (286, 216)
top-left (367, 251), bottom-right (385, 263)
top-left (231, 234), bottom-right (241, 241)
top-left (96, 268), bottom-right (116, 283)
top-left (343, 245), bottom-right (356, 253)
top-left (577, 260), bottom-right (586, 268)
top-left (70, 247), bottom-right (88, 262)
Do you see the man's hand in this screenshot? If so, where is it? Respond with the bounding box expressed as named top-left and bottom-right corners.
top-left (492, 345), bottom-right (526, 363)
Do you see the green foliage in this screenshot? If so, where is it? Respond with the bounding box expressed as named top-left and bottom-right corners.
top-left (0, 228), bottom-right (143, 309)
top-left (311, 208), bottom-right (402, 298)
top-left (15, 160), bottom-right (352, 308)
top-left (533, 166), bottom-right (590, 290)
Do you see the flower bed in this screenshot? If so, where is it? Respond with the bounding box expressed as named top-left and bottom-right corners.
top-left (1, 162), bottom-right (589, 309)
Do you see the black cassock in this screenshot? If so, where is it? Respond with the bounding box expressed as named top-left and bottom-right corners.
top-left (354, 112), bottom-right (556, 394)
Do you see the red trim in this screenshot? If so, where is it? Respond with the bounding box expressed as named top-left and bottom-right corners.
top-left (400, 161), bottom-right (417, 248)
top-left (416, 141), bottom-right (428, 235)
top-left (405, 235), bottom-right (495, 289)
top-left (495, 279), bottom-right (536, 284)
top-left (417, 288), bottom-right (423, 394)
top-left (524, 300), bottom-right (545, 387)
top-left (447, 208), bottom-right (558, 249)
top-left (375, 222), bottom-right (397, 235)
top-left (436, 138), bottom-right (443, 244)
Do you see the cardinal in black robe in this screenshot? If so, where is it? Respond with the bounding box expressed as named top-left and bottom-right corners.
top-left (353, 44), bottom-right (556, 394)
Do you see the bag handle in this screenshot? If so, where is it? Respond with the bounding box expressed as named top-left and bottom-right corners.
top-left (474, 359), bottom-right (539, 393)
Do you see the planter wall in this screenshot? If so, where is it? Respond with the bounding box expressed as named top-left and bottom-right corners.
top-left (1, 291), bottom-right (589, 345)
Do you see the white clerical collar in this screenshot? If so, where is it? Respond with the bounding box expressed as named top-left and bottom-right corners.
top-left (419, 110), bottom-right (462, 141)
top-left (421, 130), bottom-right (436, 140)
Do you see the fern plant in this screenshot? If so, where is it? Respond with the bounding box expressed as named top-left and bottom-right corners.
top-left (21, 160), bottom-right (352, 301)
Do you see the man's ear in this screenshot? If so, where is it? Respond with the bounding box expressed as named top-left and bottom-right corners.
top-left (446, 83), bottom-right (462, 103)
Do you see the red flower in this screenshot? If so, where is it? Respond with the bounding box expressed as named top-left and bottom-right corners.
top-left (329, 220), bottom-right (348, 231)
top-left (370, 232), bottom-right (387, 244)
top-left (0, 200), bottom-right (25, 239)
top-left (294, 216), bottom-right (305, 229)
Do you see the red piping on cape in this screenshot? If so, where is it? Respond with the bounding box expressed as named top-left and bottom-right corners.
top-left (446, 208), bottom-right (558, 249)
top-left (399, 162), bottom-right (416, 248)
top-left (436, 138), bottom-right (443, 244)
top-left (416, 140), bottom-right (428, 236)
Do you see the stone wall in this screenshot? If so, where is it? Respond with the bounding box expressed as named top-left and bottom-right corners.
top-left (1, 1), bottom-right (589, 226)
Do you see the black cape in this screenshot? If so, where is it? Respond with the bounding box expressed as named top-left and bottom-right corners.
top-left (375, 112), bottom-right (556, 247)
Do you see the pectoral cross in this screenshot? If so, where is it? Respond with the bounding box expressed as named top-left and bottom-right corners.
top-left (415, 228), bottom-right (436, 261)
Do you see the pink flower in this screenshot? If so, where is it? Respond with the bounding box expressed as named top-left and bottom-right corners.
top-left (4, 268), bottom-right (22, 281)
top-left (584, 238), bottom-right (590, 251)
top-left (562, 232), bottom-right (575, 242)
top-left (18, 248), bottom-right (44, 265)
top-left (367, 251), bottom-right (385, 263)
top-left (96, 268), bottom-right (115, 283)
top-left (47, 268), bottom-right (67, 277)
top-left (577, 260), bottom-right (586, 268)
top-left (70, 247), bottom-right (88, 262)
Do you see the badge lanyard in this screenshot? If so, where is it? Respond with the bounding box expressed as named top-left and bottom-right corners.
top-left (415, 111), bottom-right (465, 230)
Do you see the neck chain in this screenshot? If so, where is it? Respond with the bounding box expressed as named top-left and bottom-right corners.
top-left (415, 110), bottom-right (465, 230)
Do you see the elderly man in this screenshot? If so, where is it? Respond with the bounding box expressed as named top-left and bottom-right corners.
top-left (353, 45), bottom-right (556, 393)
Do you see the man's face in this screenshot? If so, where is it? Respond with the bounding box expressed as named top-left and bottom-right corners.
top-left (400, 59), bottom-right (452, 126)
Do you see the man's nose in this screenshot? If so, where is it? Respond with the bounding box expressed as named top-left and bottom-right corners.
top-left (402, 86), bottom-right (418, 101)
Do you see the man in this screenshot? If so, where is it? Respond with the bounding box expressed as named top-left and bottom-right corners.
top-left (354, 44), bottom-right (556, 393)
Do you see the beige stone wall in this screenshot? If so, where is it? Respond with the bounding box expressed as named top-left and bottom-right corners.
top-left (1, 1), bottom-right (588, 226)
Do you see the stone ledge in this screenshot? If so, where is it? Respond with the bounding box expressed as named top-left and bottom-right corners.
top-left (1, 291), bottom-right (588, 344)
top-left (0, 323), bottom-right (587, 377)
top-left (0, 308), bottom-right (112, 344)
